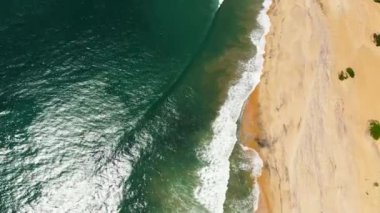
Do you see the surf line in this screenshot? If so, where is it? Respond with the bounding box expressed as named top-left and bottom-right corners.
top-left (194, 0), bottom-right (273, 212)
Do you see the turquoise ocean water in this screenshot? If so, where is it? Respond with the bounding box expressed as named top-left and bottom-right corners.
top-left (0, 0), bottom-right (267, 212)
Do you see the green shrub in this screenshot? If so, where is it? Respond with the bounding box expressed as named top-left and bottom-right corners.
top-left (374, 33), bottom-right (380, 46)
top-left (338, 70), bottom-right (348, 81)
top-left (346, 67), bottom-right (355, 78)
top-left (339, 67), bottom-right (355, 80)
top-left (369, 120), bottom-right (380, 140)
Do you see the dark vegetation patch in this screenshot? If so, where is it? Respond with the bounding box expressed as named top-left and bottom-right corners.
top-left (374, 33), bottom-right (380, 46)
top-left (346, 67), bottom-right (355, 78)
top-left (338, 70), bottom-right (349, 81)
top-left (374, 0), bottom-right (380, 4)
top-left (369, 120), bottom-right (380, 140)
top-left (374, 182), bottom-right (379, 187)
top-left (338, 68), bottom-right (355, 81)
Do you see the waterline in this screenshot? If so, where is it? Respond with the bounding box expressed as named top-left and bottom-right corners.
top-left (194, 0), bottom-right (273, 211)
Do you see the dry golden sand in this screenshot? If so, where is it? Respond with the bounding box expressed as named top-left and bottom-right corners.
top-left (240, 0), bottom-right (380, 212)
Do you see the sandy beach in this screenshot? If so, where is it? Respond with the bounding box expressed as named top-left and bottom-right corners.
top-left (240, 0), bottom-right (380, 212)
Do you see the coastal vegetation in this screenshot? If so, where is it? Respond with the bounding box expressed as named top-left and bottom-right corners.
top-left (338, 71), bottom-right (348, 81)
top-left (373, 33), bottom-right (380, 46)
top-left (338, 67), bottom-right (355, 81)
top-left (346, 67), bottom-right (355, 78)
top-left (369, 120), bottom-right (380, 140)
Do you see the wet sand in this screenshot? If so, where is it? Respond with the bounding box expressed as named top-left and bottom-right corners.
top-left (240, 0), bottom-right (380, 212)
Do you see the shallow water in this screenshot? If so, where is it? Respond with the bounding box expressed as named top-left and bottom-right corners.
top-left (0, 0), bottom-right (264, 212)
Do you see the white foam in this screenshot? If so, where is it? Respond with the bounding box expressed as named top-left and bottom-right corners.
top-left (240, 144), bottom-right (264, 211)
top-left (240, 144), bottom-right (263, 178)
top-left (194, 0), bottom-right (273, 212)
top-left (0, 110), bottom-right (10, 117)
top-left (218, 0), bottom-right (224, 7)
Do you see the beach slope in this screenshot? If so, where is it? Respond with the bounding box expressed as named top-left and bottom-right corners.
top-left (240, 0), bottom-right (380, 212)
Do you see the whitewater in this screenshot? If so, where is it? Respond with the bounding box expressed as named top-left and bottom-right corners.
top-left (194, 0), bottom-right (273, 212)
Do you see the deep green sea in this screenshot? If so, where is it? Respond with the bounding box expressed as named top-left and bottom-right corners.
top-left (0, 0), bottom-right (270, 212)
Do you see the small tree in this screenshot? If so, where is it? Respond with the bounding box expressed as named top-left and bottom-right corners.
top-left (369, 120), bottom-right (380, 140)
top-left (373, 33), bottom-right (380, 46)
top-left (338, 70), bottom-right (348, 81)
top-left (346, 67), bottom-right (355, 78)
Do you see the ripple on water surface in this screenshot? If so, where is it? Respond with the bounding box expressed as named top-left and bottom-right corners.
top-left (0, 0), bottom-right (267, 211)
top-left (1, 80), bottom-right (138, 212)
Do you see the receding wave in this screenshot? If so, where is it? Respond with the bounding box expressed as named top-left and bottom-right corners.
top-left (194, 0), bottom-right (273, 211)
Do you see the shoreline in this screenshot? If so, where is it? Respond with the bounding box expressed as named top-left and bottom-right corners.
top-left (241, 0), bottom-right (380, 212)
top-left (194, 0), bottom-right (273, 211)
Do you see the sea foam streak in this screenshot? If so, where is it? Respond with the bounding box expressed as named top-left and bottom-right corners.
top-left (194, 0), bottom-right (272, 212)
